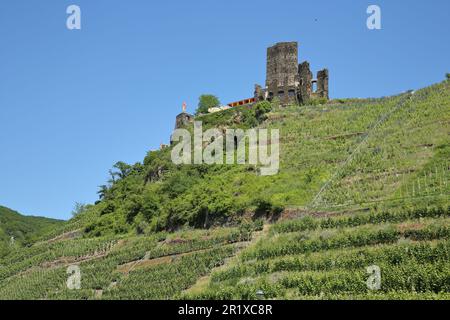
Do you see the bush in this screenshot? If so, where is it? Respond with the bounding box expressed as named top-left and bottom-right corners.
top-left (254, 101), bottom-right (272, 121)
top-left (307, 97), bottom-right (328, 106)
top-left (253, 198), bottom-right (284, 218)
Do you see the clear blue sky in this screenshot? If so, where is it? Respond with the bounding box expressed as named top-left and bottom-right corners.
top-left (0, 0), bottom-right (448, 220)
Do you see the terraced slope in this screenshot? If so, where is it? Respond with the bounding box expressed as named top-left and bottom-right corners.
top-left (0, 80), bottom-right (448, 299)
top-left (0, 222), bottom-right (262, 299)
top-left (184, 207), bottom-right (449, 299)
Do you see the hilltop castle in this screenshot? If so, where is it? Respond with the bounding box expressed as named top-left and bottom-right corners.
top-left (255, 41), bottom-right (329, 105)
top-left (174, 41), bottom-right (329, 129)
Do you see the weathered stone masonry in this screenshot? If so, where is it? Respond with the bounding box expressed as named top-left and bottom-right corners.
top-left (175, 111), bottom-right (193, 129)
top-left (255, 41), bottom-right (329, 105)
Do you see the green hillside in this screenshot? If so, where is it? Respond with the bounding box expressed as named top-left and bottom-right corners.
top-left (0, 206), bottom-right (63, 256)
top-left (0, 80), bottom-right (448, 300)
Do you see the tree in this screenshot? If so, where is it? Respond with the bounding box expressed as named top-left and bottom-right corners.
top-left (446, 73), bottom-right (450, 81)
top-left (196, 94), bottom-right (220, 114)
top-left (71, 202), bottom-right (88, 217)
top-left (110, 161), bottom-right (132, 181)
top-left (97, 185), bottom-right (109, 200)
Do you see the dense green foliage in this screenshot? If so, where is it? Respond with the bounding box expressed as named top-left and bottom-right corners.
top-left (196, 94), bottom-right (221, 114)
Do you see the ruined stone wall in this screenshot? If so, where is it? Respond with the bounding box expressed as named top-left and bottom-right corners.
top-left (298, 61), bottom-right (313, 104)
top-left (254, 84), bottom-right (265, 101)
top-left (316, 69), bottom-right (329, 99)
top-left (254, 41), bottom-right (329, 106)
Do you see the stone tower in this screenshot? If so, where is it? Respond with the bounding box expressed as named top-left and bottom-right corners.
top-left (266, 42), bottom-right (299, 104)
top-left (256, 41), bottom-right (329, 105)
top-left (174, 102), bottom-right (193, 129)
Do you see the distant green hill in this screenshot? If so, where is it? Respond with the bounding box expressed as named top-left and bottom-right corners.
top-left (0, 206), bottom-right (63, 254)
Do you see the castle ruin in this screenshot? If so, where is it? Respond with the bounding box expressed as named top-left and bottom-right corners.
top-left (255, 41), bottom-right (329, 105)
top-left (174, 41), bottom-right (329, 131)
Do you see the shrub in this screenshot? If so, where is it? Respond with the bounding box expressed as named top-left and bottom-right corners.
top-left (253, 198), bottom-right (284, 219)
top-left (196, 94), bottom-right (221, 114)
top-left (307, 97), bottom-right (328, 106)
top-left (254, 101), bottom-right (272, 122)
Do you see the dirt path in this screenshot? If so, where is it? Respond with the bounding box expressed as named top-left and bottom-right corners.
top-left (183, 224), bottom-right (271, 296)
top-left (116, 240), bottom-right (251, 274)
top-left (3, 240), bottom-right (124, 282)
top-left (32, 229), bottom-right (83, 247)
